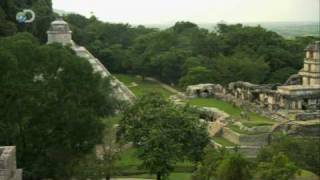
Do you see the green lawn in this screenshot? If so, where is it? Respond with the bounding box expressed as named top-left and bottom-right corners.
top-left (129, 172), bottom-right (192, 180)
top-left (116, 148), bottom-right (141, 167)
top-left (114, 74), bottom-right (173, 98)
top-left (115, 148), bottom-right (194, 178)
top-left (188, 98), bottom-right (275, 125)
top-left (212, 137), bottom-right (236, 146)
top-left (117, 148), bottom-right (193, 168)
top-left (296, 170), bottom-right (319, 180)
top-left (102, 115), bottom-right (121, 126)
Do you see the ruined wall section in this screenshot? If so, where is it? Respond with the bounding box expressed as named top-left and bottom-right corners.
top-left (222, 127), bottom-right (269, 146)
top-left (0, 146), bottom-right (22, 180)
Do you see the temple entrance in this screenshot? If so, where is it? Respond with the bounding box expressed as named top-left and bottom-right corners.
top-left (196, 89), bottom-right (201, 97)
top-left (302, 99), bottom-right (308, 110)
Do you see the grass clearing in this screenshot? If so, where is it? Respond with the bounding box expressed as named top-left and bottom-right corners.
top-left (122, 172), bottom-right (192, 180)
top-left (114, 74), bottom-right (173, 98)
top-left (241, 121), bottom-right (274, 127)
top-left (212, 137), bottom-right (236, 146)
top-left (102, 115), bottom-right (121, 126)
top-left (115, 147), bottom-right (194, 178)
top-left (116, 148), bottom-right (141, 167)
top-left (188, 98), bottom-right (275, 125)
top-left (296, 170), bottom-right (320, 180)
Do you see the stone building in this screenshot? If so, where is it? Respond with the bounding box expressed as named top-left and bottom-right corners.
top-left (47, 18), bottom-right (72, 46)
top-left (0, 146), bottom-right (22, 180)
top-left (47, 18), bottom-right (136, 103)
top-left (227, 41), bottom-right (320, 111)
top-left (189, 42), bottom-right (320, 113)
top-left (277, 41), bottom-right (320, 110)
top-left (186, 83), bottom-right (224, 98)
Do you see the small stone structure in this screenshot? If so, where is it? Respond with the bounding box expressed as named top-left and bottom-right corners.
top-left (47, 18), bottom-right (136, 103)
top-left (222, 127), bottom-right (269, 146)
top-left (0, 146), bottom-right (22, 180)
top-left (47, 18), bottom-right (72, 46)
top-left (186, 83), bottom-right (224, 98)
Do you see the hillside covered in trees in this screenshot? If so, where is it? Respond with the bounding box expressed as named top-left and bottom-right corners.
top-left (1, 0), bottom-right (319, 87)
top-left (64, 14), bottom-right (318, 87)
top-left (1, 0), bottom-right (320, 179)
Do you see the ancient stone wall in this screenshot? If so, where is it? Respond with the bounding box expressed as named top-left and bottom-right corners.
top-left (296, 112), bottom-right (320, 120)
top-left (212, 141), bottom-right (261, 157)
top-left (0, 146), bottom-right (22, 180)
top-left (222, 127), bottom-right (269, 146)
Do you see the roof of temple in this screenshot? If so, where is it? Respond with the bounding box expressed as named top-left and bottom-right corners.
top-left (305, 41), bottom-right (320, 52)
top-left (48, 18), bottom-right (71, 32)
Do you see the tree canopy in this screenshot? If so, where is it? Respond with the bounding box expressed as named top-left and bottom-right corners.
top-left (0, 33), bottom-right (117, 178)
top-left (118, 93), bottom-right (209, 180)
top-left (65, 15), bottom-right (319, 87)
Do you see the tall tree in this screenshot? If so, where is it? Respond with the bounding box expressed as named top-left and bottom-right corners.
top-left (0, 33), bottom-right (117, 179)
top-left (256, 153), bottom-right (299, 180)
top-left (118, 93), bottom-right (209, 180)
top-left (192, 147), bottom-right (228, 180)
top-left (216, 153), bottom-right (252, 180)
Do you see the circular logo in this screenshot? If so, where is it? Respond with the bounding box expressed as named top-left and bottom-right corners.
top-left (16, 9), bottom-right (36, 23)
top-left (16, 12), bottom-right (27, 23)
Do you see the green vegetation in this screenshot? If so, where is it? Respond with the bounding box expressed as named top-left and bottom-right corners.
top-left (115, 147), bottom-right (194, 177)
top-left (115, 74), bottom-right (173, 98)
top-left (0, 33), bottom-right (117, 179)
top-left (212, 137), bottom-right (236, 146)
top-left (64, 15), bottom-right (319, 87)
top-left (256, 152), bottom-right (299, 180)
top-left (193, 147), bottom-right (252, 180)
top-left (0, 0), bottom-right (55, 41)
top-left (193, 145), bottom-right (311, 180)
top-left (1, 1), bottom-right (319, 180)
top-left (116, 148), bottom-right (141, 167)
top-left (296, 170), bottom-right (320, 180)
top-left (257, 136), bottom-right (320, 175)
top-left (216, 153), bottom-right (252, 180)
top-left (122, 172), bottom-right (192, 180)
top-left (188, 98), bottom-right (275, 124)
top-left (118, 93), bottom-right (209, 180)
top-left (102, 115), bottom-right (121, 126)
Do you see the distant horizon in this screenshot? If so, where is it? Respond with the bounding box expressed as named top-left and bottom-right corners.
top-left (52, 0), bottom-right (319, 25)
top-left (134, 21), bottom-right (319, 26)
top-left (55, 8), bottom-right (319, 26)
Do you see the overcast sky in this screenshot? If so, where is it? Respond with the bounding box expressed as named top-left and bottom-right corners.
top-left (52, 0), bottom-right (319, 24)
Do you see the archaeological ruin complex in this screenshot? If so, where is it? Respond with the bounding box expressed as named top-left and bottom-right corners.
top-left (188, 41), bottom-right (320, 117)
top-left (186, 42), bottom-right (320, 156)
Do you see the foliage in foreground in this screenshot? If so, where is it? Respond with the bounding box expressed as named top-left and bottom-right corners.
top-left (118, 93), bottom-right (209, 180)
top-left (192, 147), bottom-right (252, 180)
top-left (257, 135), bottom-right (320, 175)
top-left (0, 33), bottom-right (117, 179)
top-left (256, 152), bottom-right (299, 180)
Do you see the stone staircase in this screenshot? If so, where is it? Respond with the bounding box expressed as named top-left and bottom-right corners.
top-left (72, 44), bottom-right (136, 103)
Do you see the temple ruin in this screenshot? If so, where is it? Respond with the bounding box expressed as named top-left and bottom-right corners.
top-left (188, 41), bottom-right (320, 119)
top-left (0, 146), bottom-right (22, 180)
top-left (47, 18), bottom-right (136, 103)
